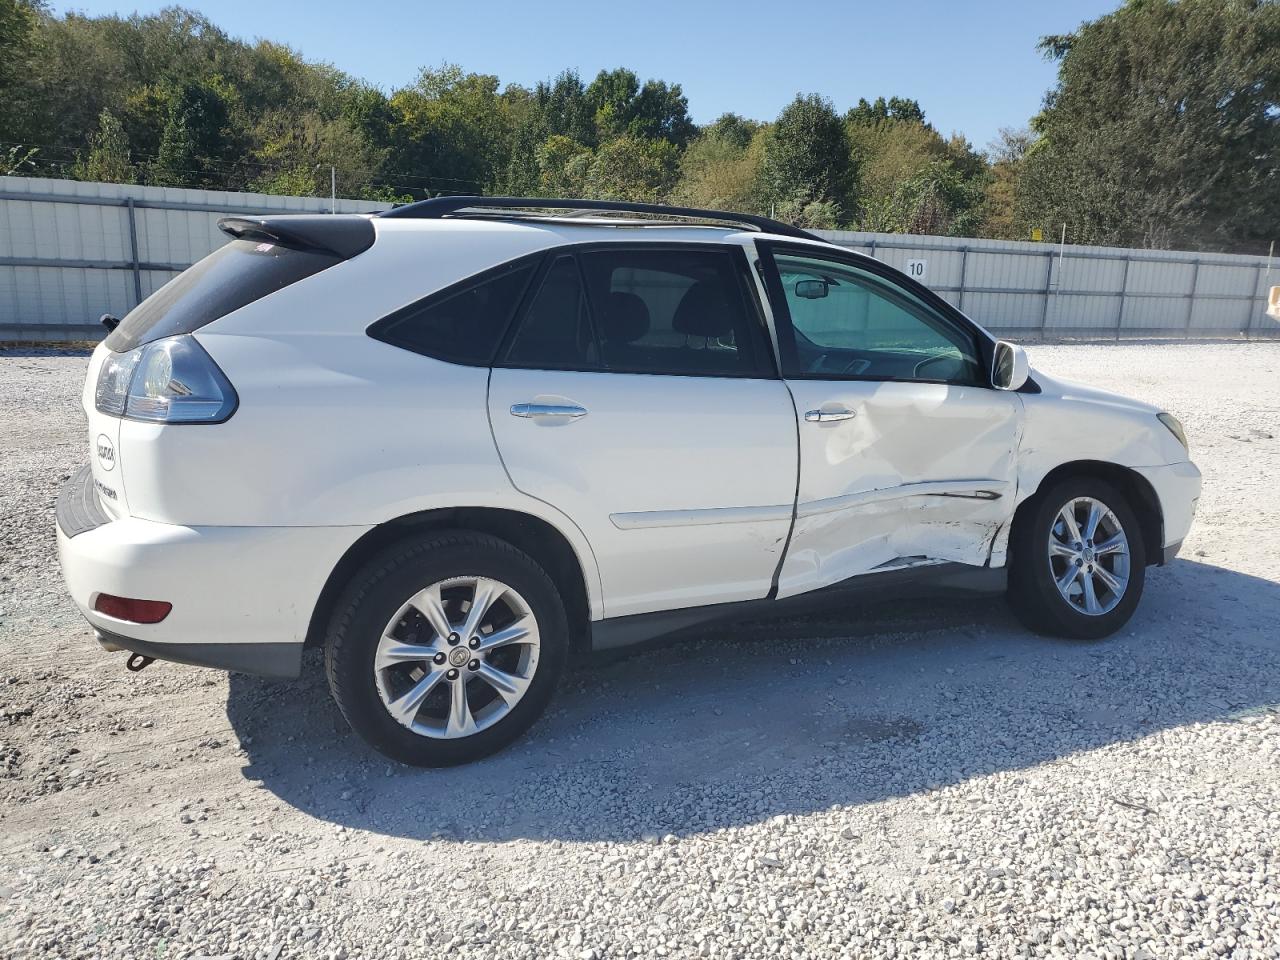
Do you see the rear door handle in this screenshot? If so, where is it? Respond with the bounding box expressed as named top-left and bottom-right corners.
top-left (510, 402), bottom-right (588, 420)
top-left (804, 407), bottom-right (857, 422)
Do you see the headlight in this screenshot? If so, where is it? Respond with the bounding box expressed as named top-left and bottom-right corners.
top-left (1157, 412), bottom-right (1188, 451)
top-left (94, 336), bottom-right (237, 424)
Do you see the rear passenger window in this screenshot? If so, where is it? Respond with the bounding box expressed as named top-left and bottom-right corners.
top-left (579, 249), bottom-right (767, 377)
top-left (496, 247), bottom-right (769, 377)
top-left (504, 256), bottom-right (598, 369)
top-left (369, 258), bottom-right (537, 365)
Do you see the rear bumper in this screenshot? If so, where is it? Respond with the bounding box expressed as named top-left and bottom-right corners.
top-left (57, 467), bottom-right (370, 679)
top-left (94, 627), bottom-right (302, 678)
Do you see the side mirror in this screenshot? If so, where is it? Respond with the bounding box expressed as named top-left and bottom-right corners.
top-left (1268, 285), bottom-right (1280, 320)
top-left (795, 279), bottom-right (829, 300)
top-left (992, 340), bottom-right (1030, 391)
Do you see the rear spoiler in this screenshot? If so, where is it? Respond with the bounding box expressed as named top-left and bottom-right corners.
top-left (217, 215), bottom-right (376, 259)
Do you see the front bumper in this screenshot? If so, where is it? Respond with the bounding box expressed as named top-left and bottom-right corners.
top-left (57, 466), bottom-right (370, 679)
top-left (1132, 460), bottom-right (1201, 562)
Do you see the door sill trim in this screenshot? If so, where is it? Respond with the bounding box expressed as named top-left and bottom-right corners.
top-left (589, 560), bottom-right (1006, 652)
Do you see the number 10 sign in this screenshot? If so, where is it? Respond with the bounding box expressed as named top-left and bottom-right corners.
top-left (905, 259), bottom-right (928, 281)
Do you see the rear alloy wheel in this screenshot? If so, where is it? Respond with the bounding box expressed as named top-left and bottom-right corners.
top-left (1008, 478), bottom-right (1146, 640)
top-left (373, 575), bottom-right (540, 740)
top-left (325, 532), bottom-right (567, 766)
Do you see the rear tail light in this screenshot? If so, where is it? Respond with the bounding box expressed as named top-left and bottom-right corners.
top-left (95, 335), bottom-right (237, 424)
top-left (94, 594), bottom-right (172, 624)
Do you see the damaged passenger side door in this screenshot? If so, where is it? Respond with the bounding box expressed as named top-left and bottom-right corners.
top-left (756, 243), bottom-right (1022, 599)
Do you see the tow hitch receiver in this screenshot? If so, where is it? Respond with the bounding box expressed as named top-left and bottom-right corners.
top-left (126, 653), bottom-right (155, 672)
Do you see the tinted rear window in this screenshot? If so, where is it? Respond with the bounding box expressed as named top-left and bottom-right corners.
top-left (104, 239), bottom-right (342, 353)
top-left (368, 257), bottom-right (539, 366)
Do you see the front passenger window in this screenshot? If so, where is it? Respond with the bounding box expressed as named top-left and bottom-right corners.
top-left (769, 251), bottom-right (983, 384)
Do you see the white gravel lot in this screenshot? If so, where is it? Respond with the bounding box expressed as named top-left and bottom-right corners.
top-left (1, 341), bottom-right (1279, 960)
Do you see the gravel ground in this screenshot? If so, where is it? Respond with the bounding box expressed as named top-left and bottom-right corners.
top-left (1, 342), bottom-right (1278, 960)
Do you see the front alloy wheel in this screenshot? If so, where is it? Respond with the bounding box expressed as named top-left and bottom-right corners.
top-left (1047, 497), bottom-right (1131, 616)
top-left (325, 532), bottom-right (568, 766)
top-left (1008, 477), bottom-right (1146, 640)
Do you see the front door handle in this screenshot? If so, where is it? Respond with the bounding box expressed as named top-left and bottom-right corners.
top-left (804, 407), bottom-right (857, 423)
top-left (510, 402), bottom-right (588, 420)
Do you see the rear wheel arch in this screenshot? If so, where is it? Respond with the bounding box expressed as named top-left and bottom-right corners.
top-left (1014, 460), bottom-right (1163, 567)
top-left (305, 507), bottom-right (593, 654)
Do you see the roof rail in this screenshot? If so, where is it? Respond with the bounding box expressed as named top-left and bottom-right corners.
top-left (378, 196), bottom-right (825, 241)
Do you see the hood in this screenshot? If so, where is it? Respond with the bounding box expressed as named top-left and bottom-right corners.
top-left (1031, 369), bottom-right (1162, 416)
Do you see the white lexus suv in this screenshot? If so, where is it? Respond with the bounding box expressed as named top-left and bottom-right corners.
top-left (57, 198), bottom-right (1201, 766)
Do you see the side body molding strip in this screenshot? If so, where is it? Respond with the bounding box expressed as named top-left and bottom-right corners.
top-left (609, 503), bottom-right (793, 530)
top-left (795, 479), bottom-right (1009, 519)
top-left (609, 480), bottom-right (1008, 531)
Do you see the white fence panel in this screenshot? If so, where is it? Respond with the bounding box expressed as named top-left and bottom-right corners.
top-left (818, 229), bottom-right (1278, 340)
top-left (0, 178), bottom-right (1276, 341)
top-left (0, 176), bottom-right (385, 340)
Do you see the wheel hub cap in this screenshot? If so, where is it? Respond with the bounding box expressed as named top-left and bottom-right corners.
top-left (1047, 496), bottom-right (1131, 616)
top-left (372, 576), bottom-right (541, 739)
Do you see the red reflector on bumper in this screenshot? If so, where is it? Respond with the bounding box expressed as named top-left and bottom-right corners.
top-left (94, 594), bottom-right (172, 624)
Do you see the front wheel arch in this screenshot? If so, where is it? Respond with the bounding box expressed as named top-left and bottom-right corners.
top-left (1013, 460), bottom-right (1164, 568)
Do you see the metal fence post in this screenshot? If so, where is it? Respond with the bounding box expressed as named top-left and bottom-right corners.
top-left (1246, 262), bottom-right (1265, 340)
top-left (1116, 255), bottom-right (1131, 341)
top-left (126, 198), bottom-right (142, 308)
top-left (957, 246), bottom-right (969, 312)
top-left (1040, 251), bottom-right (1054, 334)
top-left (1184, 259), bottom-right (1200, 333)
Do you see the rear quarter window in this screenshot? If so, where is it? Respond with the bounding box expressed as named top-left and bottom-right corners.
top-left (368, 256), bottom-right (540, 366)
top-left (105, 239), bottom-right (342, 353)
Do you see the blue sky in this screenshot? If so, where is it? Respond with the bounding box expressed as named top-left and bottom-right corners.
top-left (54, 0), bottom-right (1121, 150)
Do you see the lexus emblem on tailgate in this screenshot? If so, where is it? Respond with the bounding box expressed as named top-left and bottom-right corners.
top-left (96, 434), bottom-right (116, 472)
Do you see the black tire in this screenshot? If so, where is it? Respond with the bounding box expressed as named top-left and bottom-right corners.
top-left (324, 530), bottom-right (568, 766)
top-left (1007, 477), bottom-right (1147, 640)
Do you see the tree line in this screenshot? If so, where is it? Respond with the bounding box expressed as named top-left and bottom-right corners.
top-left (1, 0), bottom-right (1277, 253)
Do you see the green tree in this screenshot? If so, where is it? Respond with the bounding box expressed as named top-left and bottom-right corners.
top-left (387, 65), bottom-right (513, 196)
top-left (534, 134), bottom-right (592, 196)
top-left (982, 127), bottom-right (1034, 239)
top-left (586, 68), bottom-right (695, 146)
top-left (503, 70), bottom-right (594, 193)
top-left (703, 113), bottom-right (760, 151)
top-left (1018, 0), bottom-right (1280, 252)
top-left (675, 123), bottom-right (767, 212)
top-left (0, 0), bottom-right (44, 140)
top-left (3, 144), bottom-right (39, 175)
top-left (845, 95), bottom-right (926, 126)
top-left (759, 94), bottom-right (856, 223)
top-left (585, 136), bottom-right (680, 202)
top-left (847, 96), bottom-right (990, 236)
top-left (151, 81), bottom-right (234, 187)
top-left (74, 109), bottom-right (135, 183)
